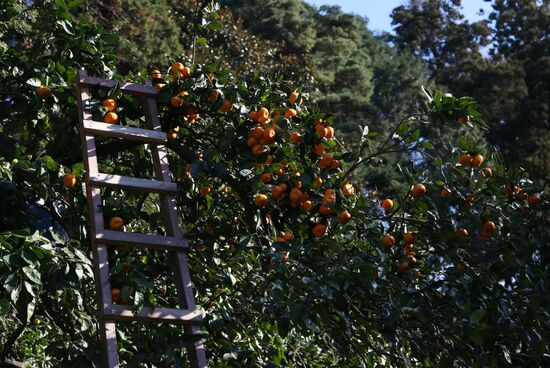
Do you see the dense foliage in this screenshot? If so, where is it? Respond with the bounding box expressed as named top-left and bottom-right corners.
top-left (1, 0), bottom-right (548, 367)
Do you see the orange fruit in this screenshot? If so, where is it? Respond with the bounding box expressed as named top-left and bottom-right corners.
top-left (200, 186), bottom-right (212, 196)
top-left (314, 118), bottom-right (323, 126)
top-left (36, 85), bottom-right (52, 98)
top-left (483, 173), bottom-right (498, 188)
top-left (263, 128), bottom-right (276, 140)
top-left (290, 132), bottom-right (302, 143)
top-left (283, 231), bottom-right (294, 241)
top-left (150, 69), bottom-right (162, 79)
top-left (260, 172), bottom-right (272, 183)
top-left (480, 230), bottom-right (492, 240)
top-left (325, 126), bottom-right (334, 139)
top-left (330, 160), bottom-right (341, 170)
top-left (289, 91), bottom-right (299, 104)
top-left (399, 262), bottom-right (410, 272)
top-left (178, 90), bottom-right (189, 98)
top-left (247, 136), bottom-right (258, 148)
top-left (312, 223), bottom-right (327, 238)
top-left (339, 210), bottom-right (352, 224)
top-left (319, 154), bottom-right (333, 168)
top-left (208, 90), bottom-right (220, 101)
top-left (466, 194), bottom-right (475, 202)
top-left (456, 263), bottom-right (466, 272)
top-left (441, 188), bottom-right (451, 198)
top-left (284, 108), bottom-right (297, 119)
top-left (101, 98), bottom-right (117, 111)
top-left (316, 124), bottom-right (327, 138)
top-left (313, 145), bottom-right (325, 155)
top-left (252, 127), bottom-right (264, 139)
top-left (456, 228), bottom-right (469, 237)
top-left (170, 96), bottom-right (183, 107)
top-left (271, 186), bottom-right (285, 200)
top-left (252, 144), bottom-right (265, 156)
top-left (301, 200), bottom-right (313, 212)
top-left (103, 112), bottom-right (118, 124)
top-left (258, 107), bottom-right (270, 121)
top-left (411, 184), bottom-right (427, 198)
top-left (171, 62), bottom-right (185, 73)
top-left (220, 99), bottom-right (233, 112)
top-left (322, 191), bottom-right (336, 204)
top-left (381, 198), bottom-right (393, 211)
top-left (517, 191), bottom-right (528, 200)
top-left (459, 153), bottom-right (472, 166)
top-left (109, 216), bottom-right (124, 231)
top-left (506, 185), bottom-right (521, 198)
top-left (341, 183), bottom-right (355, 197)
top-left (63, 174), bottom-right (76, 188)
top-left (180, 66), bottom-right (191, 78)
top-left (167, 130), bottom-right (178, 140)
top-left (471, 154), bottom-right (484, 167)
top-left (254, 194), bottom-right (269, 207)
top-left (290, 188), bottom-right (303, 202)
top-left (404, 243), bottom-right (414, 251)
top-left (457, 115), bottom-right (470, 124)
top-left (319, 205), bottom-right (335, 215)
top-left (528, 193), bottom-right (541, 205)
top-left (483, 220), bottom-right (496, 233)
top-left (381, 234), bottom-right (396, 249)
top-left (315, 177), bottom-right (323, 188)
top-left (403, 232), bottom-right (416, 245)
top-left (154, 83), bottom-right (166, 91)
top-left (111, 288), bottom-right (123, 304)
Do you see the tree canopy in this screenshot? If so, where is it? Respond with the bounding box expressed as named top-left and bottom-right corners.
top-left (0, 0), bottom-right (548, 367)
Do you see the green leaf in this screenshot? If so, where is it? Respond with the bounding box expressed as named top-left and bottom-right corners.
top-left (421, 141), bottom-right (434, 150)
top-left (469, 309), bottom-right (486, 325)
top-left (43, 155), bottom-right (59, 171)
top-left (207, 21), bottom-right (223, 30)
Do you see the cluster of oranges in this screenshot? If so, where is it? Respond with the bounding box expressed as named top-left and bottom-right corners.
top-left (101, 98), bottom-right (119, 124)
top-left (380, 232), bottom-right (418, 271)
top-left (458, 152), bottom-right (493, 178)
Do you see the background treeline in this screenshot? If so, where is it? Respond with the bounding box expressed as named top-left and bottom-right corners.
top-left (78, 0), bottom-right (548, 189)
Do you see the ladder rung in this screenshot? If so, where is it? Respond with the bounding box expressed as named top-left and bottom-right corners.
top-left (83, 120), bottom-right (167, 144)
top-left (79, 76), bottom-right (158, 97)
top-left (95, 230), bottom-right (188, 251)
top-left (90, 173), bottom-right (178, 194)
top-left (103, 305), bottom-right (203, 325)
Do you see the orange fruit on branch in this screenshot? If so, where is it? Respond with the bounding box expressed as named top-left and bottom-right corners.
top-left (471, 154), bottom-right (484, 168)
top-left (403, 232), bottom-right (416, 245)
top-left (254, 194), bottom-right (269, 207)
top-left (170, 96), bottom-right (183, 107)
top-left (109, 216), bottom-right (124, 231)
top-left (289, 91), bottom-right (299, 105)
top-left (339, 210), bottom-right (352, 224)
top-left (284, 108), bottom-right (297, 119)
top-left (101, 98), bottom-right (117, 111)
top-left (528, 193), bottom-right (541, 205)
top-left (381, 198), bottom-right (393, 211)
top-left (36, 85), bottom-right (52, 98)
top-left (411, 183), bottom-right (427, 198)
top-left (459, 153), bottom-right (472, 166)
top-left (63, 174), bottom-right (76, 188)
top-left (381, 234), bottom-right (396, 249)
top-left (103, 112), bottom-right (118, 124)
top-left (483, 220), bottom-right (496, 233)
top-left (312, 223), bottom-right (327, 238)
top-left (219, 99), bottom-right (233, 112)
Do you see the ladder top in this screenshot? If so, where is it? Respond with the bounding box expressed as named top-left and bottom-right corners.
top-left (78, 74), bottom-right (158, 98)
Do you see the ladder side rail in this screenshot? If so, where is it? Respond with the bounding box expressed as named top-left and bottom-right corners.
top-left (142, 96), bottom-right (208, 368)
top-left (76, 70), bottom-right (120, 368)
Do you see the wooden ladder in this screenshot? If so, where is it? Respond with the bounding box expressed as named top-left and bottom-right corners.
top-left (75, 70), bottom-right (207, 367)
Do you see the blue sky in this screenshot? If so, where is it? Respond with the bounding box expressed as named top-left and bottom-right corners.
top-left (305, 0), bottom-right (492, 33)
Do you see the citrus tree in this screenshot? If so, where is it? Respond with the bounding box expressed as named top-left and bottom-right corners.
top-left (1, 1), bottom-right (549, 367)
